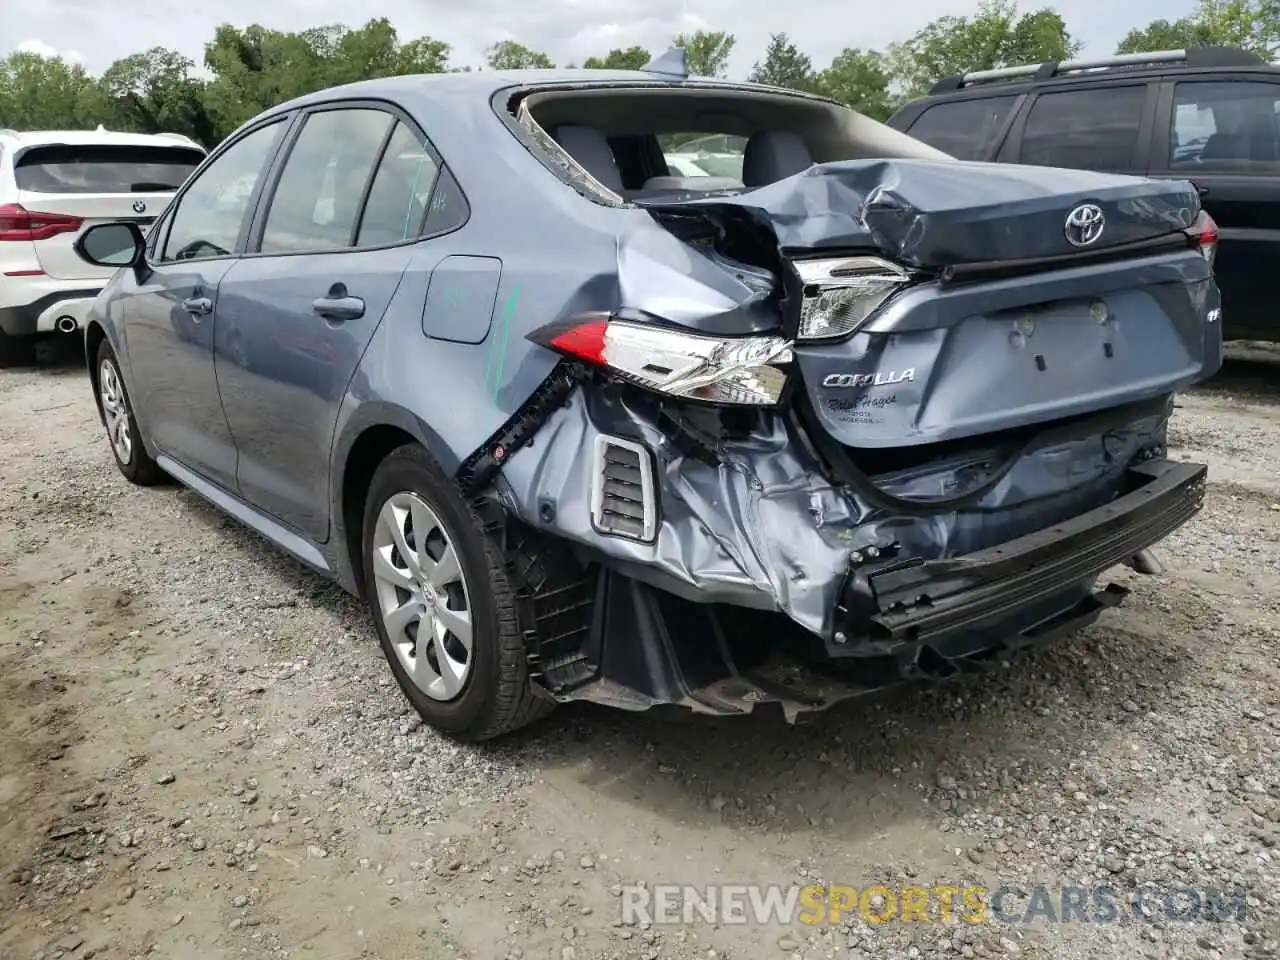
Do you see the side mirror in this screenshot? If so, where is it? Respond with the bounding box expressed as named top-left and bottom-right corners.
top-left (74, 221), bottom-right (145, 269)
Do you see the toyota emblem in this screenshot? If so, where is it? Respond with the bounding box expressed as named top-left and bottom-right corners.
top-left (132, 200), bottom-right (147, 214)
top-left (1064, 203), bottom-right (1105, 248)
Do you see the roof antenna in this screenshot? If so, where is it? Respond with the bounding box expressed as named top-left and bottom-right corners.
top-left (642, 46), bottom-right (689, 79)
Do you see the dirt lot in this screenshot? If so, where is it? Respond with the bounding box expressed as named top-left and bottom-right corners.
top-left (1, 345), bottom-right (1279, 960)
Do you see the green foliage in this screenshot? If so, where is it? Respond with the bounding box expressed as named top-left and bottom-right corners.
top-left (817, 48), bottom-right (893, 120)
top-left (747, 32), bottom-right (819, 91)
top-left (672, 31), bottom-right (735, 78)
top-left (1118, 0), bottom-right (1280, 56)
top-left (3, 2), bottom-right (1280, 148)
top-left (582, 47), bottom-right (651, 70)
top-left (887, 0), bottom-right (1081, 100)
top-left (485, 41), bottom-right (554, 70)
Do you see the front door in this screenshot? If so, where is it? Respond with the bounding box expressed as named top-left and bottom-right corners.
top-left (215, 106), bottom-right (450, 541)
top-left (1152, 77), bottom-right (1280, 342)
top-left (123, 119), bottom-right (288, 489)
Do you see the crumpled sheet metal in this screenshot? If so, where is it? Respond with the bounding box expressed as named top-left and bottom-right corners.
top-left (496, 386), bottom-right (1168, 640)
top-left (641, 159), bottom-right (1201, 266)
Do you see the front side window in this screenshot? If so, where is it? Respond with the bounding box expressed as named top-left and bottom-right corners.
top-left (1019, 86), bottom-right (1147, 172)
top-left (160, 121), bottom-right (283, 262)
top-left (1169, 81), bottom-right (1280, 171)
top-left (906, 96), bottom-right (1018, 161)
top-left (259, 109), bottom-right (395, 254)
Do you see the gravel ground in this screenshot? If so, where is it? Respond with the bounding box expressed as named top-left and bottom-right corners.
top-left (1, 344), bottom-right (1278, 960)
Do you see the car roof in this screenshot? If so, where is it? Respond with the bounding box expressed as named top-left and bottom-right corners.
top-left (912, 46), bottom-right (1276, 104)
top-left (0, 127), bottom-right (205, 150)
top-left (261, 69), bottom-right (829, 119)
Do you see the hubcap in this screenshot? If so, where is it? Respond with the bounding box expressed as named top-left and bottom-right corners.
top-left (99, 359), bottom-right (133, 465)
top-left (371, 492), bottom-right (473, 701)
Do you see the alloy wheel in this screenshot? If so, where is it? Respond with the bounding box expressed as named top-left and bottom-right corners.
top-left (371, 491), bottom-right (474, 701)
top-left (99, 359), bottom-right (133, 465)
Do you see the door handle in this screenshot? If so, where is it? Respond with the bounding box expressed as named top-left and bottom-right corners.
top-left (181, 296), bottom-right (213, 316)
top-left (312, 294), bottom-right (365, 321)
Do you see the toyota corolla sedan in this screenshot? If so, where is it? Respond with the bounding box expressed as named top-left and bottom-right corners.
top-left (73, 50), bottom-right (1220, 741)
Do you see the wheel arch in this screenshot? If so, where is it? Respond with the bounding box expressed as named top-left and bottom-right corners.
top-left (332, 402), bottom-right (464, 599)
top-left (84, 320), bottom-right (109, 426)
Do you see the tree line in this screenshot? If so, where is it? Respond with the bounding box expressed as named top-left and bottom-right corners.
top-left (1, 0), bottom-right (1277, 147)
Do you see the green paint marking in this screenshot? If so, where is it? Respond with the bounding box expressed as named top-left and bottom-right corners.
top-left (486, 285), bottom-right (521, 401)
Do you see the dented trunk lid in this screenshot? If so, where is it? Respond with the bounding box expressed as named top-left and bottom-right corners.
top-left (634, 158), bottom-right (1220, 448)
top-left (638, 158), bottom-right (1202, 266)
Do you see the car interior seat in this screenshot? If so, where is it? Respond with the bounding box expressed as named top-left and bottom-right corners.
top-left (741, 130), bottom-right (814, 187)
top-left (552, 125), bottom-right (625, 192)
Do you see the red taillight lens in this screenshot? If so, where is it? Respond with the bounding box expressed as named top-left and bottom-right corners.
top-left (528, 312), bottom-right (794, 407)
top-left (0, 203), bottom-right (83, 242)
top-left (1187, 210), bottom-right (1218, 266)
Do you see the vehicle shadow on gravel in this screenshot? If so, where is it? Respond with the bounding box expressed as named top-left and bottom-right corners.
top-left (175, 467), bottom-right (1200, 843)
top-left (518, 604), bottom-right (1197, 839)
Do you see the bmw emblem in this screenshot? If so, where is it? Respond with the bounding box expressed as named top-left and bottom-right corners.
top-left (132, 200), bottom-right (147, 214)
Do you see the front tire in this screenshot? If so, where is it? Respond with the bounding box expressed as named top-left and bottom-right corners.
top-left (96, 340), bottom-right (163, 486)
top-left (361, 444), bottom-right (553, 741)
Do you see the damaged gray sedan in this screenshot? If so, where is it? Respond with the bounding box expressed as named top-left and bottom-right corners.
top-left (73, 50), bottom-right (1221, 740)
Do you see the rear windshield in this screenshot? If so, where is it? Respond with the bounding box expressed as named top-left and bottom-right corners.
top-left (14, 144), bottom-right (205, 194)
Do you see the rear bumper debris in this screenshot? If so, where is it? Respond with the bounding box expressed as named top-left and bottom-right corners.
top-left (493, 382), bottom-right (1204, 718)
top-left (833, 458), bottom-right (1207, 654)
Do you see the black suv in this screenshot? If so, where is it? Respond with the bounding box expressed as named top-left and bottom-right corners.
top-left (887, 47), bottom-right (1280, 343)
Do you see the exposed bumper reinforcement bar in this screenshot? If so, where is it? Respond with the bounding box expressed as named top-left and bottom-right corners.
top-left (835, 458), bottom-right (1207, 654)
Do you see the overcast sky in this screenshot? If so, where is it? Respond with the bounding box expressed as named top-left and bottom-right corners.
top-left (4, 0), bottom-right (1199, 78)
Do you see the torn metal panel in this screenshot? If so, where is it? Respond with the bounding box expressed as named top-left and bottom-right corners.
top-left (495, 384), bottom-right (1171, 640)
top-left (638, 159), bottom-right (1202, 266)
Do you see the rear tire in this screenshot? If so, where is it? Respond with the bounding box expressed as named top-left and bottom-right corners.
top-left (361, 444), bottom-right (553, 742)
top-left (96, 340), bottom-right (163, 486)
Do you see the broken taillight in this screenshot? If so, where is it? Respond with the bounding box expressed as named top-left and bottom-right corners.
top-left (528, 312), bottom-right (793, 406)
top-left (0, 203), bottom-right (83, 242)
top-left (1186, 210), bottom-right (1218, 266)
top-left (792, 256), bottom-right (911, 341)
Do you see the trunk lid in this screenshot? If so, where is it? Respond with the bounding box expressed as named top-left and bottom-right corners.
top-left (638, 158), bottom-right (1202, 266)
top-left (632, 158), bottom-right (1219, 448)
top-left (13, 141), bottom-right (202, 280)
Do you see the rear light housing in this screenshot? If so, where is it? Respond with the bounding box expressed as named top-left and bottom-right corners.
top-left (528, 312), bottom-right (793, 406)
top-left (1186, 210), bottom-right (1218, 266)
top-left (793, 256), bottom-right (911, 341)
top-left (0, 203), bottom-right (83, 242)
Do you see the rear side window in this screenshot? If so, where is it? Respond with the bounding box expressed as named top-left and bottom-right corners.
top-left (14, 144), bottom-right (204, 194)
top-left (1169, 81), bottom-right (1280, 171)
top-left (905, 97), bottom-right (1018, 160)
top-left (1019, 86), bottom-right (1147, 171)
top-left (356, 122), bottom-right (440, 247)
top-left (260, 108), bottom-right (395, 254)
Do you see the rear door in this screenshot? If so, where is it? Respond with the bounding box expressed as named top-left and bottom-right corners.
top-left (1000, 81), bottom-right (1158, 174)
top-left (13, 141), bottom-right (204, 280)
top-left (1149, 75), bottom-right (1280, 341)
top-left (214, 102), bottom-right (466, 541)
top-left (894, 94), bottom-right (1025, 161)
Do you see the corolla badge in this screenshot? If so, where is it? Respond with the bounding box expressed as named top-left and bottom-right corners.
top-left (132, 200), bottom-right (147, 214)
top-left (1064, 203), bottom-right (1105, 247)
top-left (821, 368), bottom-right (915, 389)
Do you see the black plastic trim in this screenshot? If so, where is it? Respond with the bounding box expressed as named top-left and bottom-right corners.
top-left (835, 458), bottom-right (1206, 651)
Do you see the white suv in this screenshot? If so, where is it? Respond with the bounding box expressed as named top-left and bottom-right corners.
top-left (0, 127), bottom-right (206, 365)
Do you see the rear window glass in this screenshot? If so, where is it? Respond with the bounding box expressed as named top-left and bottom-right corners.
top-left (1018, 86), bottom-right (1147, 171)
top-left (14, 144), bottom-right (204, 194)
top-left (906, 96), bottom-right (1018, 160)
